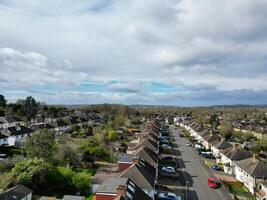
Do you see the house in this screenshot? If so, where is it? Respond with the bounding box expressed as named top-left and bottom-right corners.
top-left (0, 116), bottom-right (25, 129)
top-left (119, 158), bottom-right (156, 199)
top-left (220, 144), bottom-right (253, 175)
top-left (0, 185), bottom-right (33, 200)
top-left (1, 126), bottom-right (34, 146)
top-left (62, 195), bottom-right (85, 200)
top-left (94, 177), bottom-right (152, 200)
top-left (202, 134), bottom-right (220, 149)
top-left (211, 139), bottom-right (232, 159)
top-left (127, 137), bottom-right (159, 155)
top-left (118, 154), bottom-right (134, 172)
top-left (256, 181), bottom-right (267, 200)
top-left (234, 156), bottom-right (267, 194)
top-left (49, 119), bottom-right (71, 134)
top-left (118, 146), bottom-right (158, 172)
top-left (132, 146), bottom-right (158, 167)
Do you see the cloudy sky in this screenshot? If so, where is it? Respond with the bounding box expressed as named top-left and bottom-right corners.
top-left (0, 0), bottom-right (267, 106)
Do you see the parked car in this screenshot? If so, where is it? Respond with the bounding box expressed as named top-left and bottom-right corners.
top-left (160, 138), bottom-right (170, 144)
top-left (158, 192), bottom-right (181, 200)
top-left (195, 144), bottom-right (203, 149)
top-left (211, 165), bottom-right (222, 171)
top-left (201, 152), bottom-right (214, 159)
top-left (162, 166), bottom-right (176, 174)
top-left (161, 144), bottom-right (172, 150)
top-left (161, 156), bottom-right (173, 161)
top-left (186, 142), bottom-right (192, 147)
top-left (208, 178), bottom-right (220, 188)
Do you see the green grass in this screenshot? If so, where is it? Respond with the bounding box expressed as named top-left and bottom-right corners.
top-left (226, 182), bottom-right (248, 194)
top-left (86, 194), bottom-right (94, 200)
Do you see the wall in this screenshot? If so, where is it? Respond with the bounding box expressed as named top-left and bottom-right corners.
top-left (118, 162), bottom-right (132, 172)
top-left (94, 194), bottom-right (116, 200)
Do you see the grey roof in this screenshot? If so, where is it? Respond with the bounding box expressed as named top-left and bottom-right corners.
top-left (0, 185), bottom-right (32, 200)
top-left (118, 154), bottom-right (134, 163)
top-left (235, 158), bottom-right (267, 178)
top-left (120, 159), bottom-right (156, 189)
top-left (7, 126), bottom-right (33, 136)
top-left (63, 195), bottom-right (85, 200)
top-left (133, 147), bottom-right (158, 167)
top-left (95, 177), bottom-right (152, 200)
top-left (222, 147), bottom-right (253, 161)
top-left (214, 139), bottom-right (232, 149)
top-left (96, 178), bottom-right (128, 194)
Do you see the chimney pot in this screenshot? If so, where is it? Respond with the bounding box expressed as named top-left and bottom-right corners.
top-left (117, 185), bottom-right (126, 197)
top-left (132, 156), bottom-right (140, 164)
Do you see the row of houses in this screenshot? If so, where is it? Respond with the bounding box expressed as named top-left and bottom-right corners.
top-left (178, 120), bottom-right (267, 200)
top-left (92, 121), bottom-right (161, 200)
top-left (0, 113), bottom-right (103, 146)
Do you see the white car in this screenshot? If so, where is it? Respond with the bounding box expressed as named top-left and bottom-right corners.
top-left (161, 144), bottom-right (171, 149)
top-left (186, 142), bottom-right (192, 147)
top-left (162, 166), bottom-right (176, 174)
top-left (158, 192), bottom-right (182, 200)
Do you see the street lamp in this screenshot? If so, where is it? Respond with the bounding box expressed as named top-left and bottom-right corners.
top-left (186, 180), bottom-right (189, 200)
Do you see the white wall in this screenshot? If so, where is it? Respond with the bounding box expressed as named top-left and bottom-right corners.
top-left (234, 164), bottom-right (255, 194)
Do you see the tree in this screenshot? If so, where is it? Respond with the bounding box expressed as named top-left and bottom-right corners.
top-left (23, 129), bottom-right (55, 161)
top-left (112, 115), bottom-right (127, 129)
top-left (108, 130), bottom-right (118, 141)
top-left (0, 94), bottom-right (7, 116)
top-left (71, 124), bottom-right (80, 132)
top-left (0, 94), bottom-right (7, 108)
top-left (209, 113), bottom-right (220, 130)
top-left (24, 96), bottom-right (39, 120)
top-left (11, 158), bottom-right (51, 186)
top-left (72, 171), bottom-right (91, 192)
top-left (219, 122), bottom-right (233, 140)
top-left (53, 144), bottom-right (79, 166)
top-left (94, 133), bottom-right (105, 144)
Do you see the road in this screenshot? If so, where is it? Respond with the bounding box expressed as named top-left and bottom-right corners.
top-left (170, 126), bottom-right (231, 200)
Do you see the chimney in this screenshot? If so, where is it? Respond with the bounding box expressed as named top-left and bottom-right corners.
top-left (116, 185), bottom-right (126, 198)
top-left (253, 154), bottom-right (257, 163)
top-left (133, 156), bottom-right (140, 164)
top-left (234, 143), bottom-right (239, 150)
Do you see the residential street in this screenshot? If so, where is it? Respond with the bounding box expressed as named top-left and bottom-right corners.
top-left (170, 126), bottom-right (231, 200)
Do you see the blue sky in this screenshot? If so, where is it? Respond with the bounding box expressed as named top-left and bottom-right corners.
top-left (0, 0), bottom-right (267, 105)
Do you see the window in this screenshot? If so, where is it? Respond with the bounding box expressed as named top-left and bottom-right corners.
top-left (127, 184), bottom-right (135, 193)
top-left (126, 191), bottom-right (133, 199)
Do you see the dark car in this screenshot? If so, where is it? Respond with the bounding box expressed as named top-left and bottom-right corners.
top-left (211, 165), bottom-right (222, 171)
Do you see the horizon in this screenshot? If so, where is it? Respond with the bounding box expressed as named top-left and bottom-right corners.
top-left (1, 0), bottom-right (267, 106)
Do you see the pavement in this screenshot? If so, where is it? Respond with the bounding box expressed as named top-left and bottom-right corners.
top-left (170, 126), bottom-right (232, 200)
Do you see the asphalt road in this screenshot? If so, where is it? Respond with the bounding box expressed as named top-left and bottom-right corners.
top-left (170, 126), bottom-right (231, 200)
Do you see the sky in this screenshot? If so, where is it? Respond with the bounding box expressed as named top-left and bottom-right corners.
top-left (0, 0), bottom-right (267, 106)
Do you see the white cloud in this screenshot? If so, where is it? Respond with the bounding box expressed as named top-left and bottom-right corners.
top-left (0, 0), bottom-right (267, 104)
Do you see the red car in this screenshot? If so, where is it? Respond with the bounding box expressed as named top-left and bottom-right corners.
top-left (208, 178), bottom-right (219, 188)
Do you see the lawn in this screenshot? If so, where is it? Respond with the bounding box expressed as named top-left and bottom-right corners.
top-left (86, 194), bottom-right (94, 200)
top-left (225, 182), bottom-right (249, 194)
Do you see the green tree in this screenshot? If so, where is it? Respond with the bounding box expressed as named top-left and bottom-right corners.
top-left (0, 94), bottom-right (7, 108)
top-left (23, 129), bottom-right (55, 161)
top-left (72, 171), bottom-right (91, 192)
top-left (0, 94), bottom-right (7, 117)
top-left (24, 96), bottom-right (39, 120)
top-left (11, 158), bottom-right (51, 185)
top-left (108, 130), bottom-right (118, 141)
top-left (219, 122), bottom-right (233, 140)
